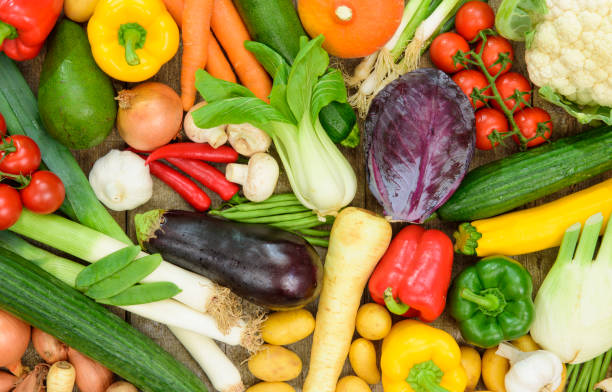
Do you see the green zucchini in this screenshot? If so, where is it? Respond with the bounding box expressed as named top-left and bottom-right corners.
top-left (0, 247), bottom-right (207, 392)
top-left (438, 126), bottom-right (612, 221)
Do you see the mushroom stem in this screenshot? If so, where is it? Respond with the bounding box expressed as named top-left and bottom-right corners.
top-left (225, 164), bottom-right (249, 185)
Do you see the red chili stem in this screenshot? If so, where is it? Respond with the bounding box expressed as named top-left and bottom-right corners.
top-left (165, 157), bottom-right (239, 201)
top-left (145, 143), bottom-right (238, 165)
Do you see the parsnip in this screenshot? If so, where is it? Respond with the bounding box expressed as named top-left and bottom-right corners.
top-left (303, 208), bottom-right (392, 392)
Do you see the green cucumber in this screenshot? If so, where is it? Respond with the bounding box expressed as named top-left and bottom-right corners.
top-left (0, 248), bottom-right (207, 392)
top-left (438, 126), bottom-right (612, 221)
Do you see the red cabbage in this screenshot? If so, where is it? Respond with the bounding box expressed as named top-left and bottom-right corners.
top-left (365, 68), bottom-right (475, 222)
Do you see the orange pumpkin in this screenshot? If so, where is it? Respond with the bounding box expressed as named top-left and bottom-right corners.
top-left (298, 0), bottom-right (404, 58)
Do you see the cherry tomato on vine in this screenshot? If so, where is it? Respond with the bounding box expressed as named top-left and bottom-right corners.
top-left (430, 32), bottom-right (469, 73)
top-left (20, 171), bottom-right (65, 214)
top-left (455, 1), bottom-right (495, 41)
top-left (513, 107), bottom-right (553, 147)
top-left (475, 36), bottom-right (514, 76)
top-left (0, 113), bottom-right (6, 136)
top-left (452, 70), bottom-right (491, 109)
top-left (0, 184), bottom-right (22, 229)
top-left (493, 72), bottom-right (532, 112)
top-left (0, 135), bottom-right (41, 175)
top-left (475, 108), bottom-right (509, 150)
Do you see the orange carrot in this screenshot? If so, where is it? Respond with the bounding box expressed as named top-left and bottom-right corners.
top-left (162, 0), bottom-right (184, 27)
top-left (211, 0), bottom-right (272, 102)
top-left (181, 0), bottom-right (214, 110)
top-left (206, 34), bottom-right (237, 83)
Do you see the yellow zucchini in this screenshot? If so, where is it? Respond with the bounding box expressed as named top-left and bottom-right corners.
top-left (454, 178), bottom-right (612, 256)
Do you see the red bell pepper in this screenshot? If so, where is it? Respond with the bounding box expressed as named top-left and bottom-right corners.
top-left (0, 0), bottom-right (63, 61)
top-left (368, 225), bottom-right (453, 322)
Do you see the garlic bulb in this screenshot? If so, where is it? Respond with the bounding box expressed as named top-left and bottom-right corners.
top-left (89, 150), bottom-right (153, 211)
top-left (496, 342), bottom-right (563, 392)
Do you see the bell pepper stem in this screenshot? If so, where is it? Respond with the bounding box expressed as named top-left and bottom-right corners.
top-left (406, 360), bottom-right (451, 392)
top-left (118, 23), bottom-right (147, 66)
top-left (0, 21), bottom-right (18, 47)
top-left (460, 288), bottom-right (501, 312)
top-left (383, 287), bottom-right (410, 315)
top-left (453, 222), bottom-right (482, 255)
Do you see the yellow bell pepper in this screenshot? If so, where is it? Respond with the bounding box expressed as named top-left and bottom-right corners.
top-left (381, 320), bottom-right (467, 392)
top-left (87, 0), bottom-right (179, 82)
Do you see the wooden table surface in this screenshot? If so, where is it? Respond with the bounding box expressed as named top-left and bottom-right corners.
top-left (17, 1), bottom-right (611, 390)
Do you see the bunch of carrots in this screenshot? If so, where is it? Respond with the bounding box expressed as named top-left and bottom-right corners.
top-left (166, 0), bottom-right (272, 110)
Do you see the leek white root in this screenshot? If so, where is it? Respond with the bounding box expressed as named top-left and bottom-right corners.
top-left (171, 326), bottom-right (245, 392)
top-left (596, 378), bottom-right (612, 391)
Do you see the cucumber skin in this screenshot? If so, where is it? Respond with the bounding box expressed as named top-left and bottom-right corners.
top-left (438, 126), bottom-right (612, 222)
top-left (0, 248), bottom-right (207, 392)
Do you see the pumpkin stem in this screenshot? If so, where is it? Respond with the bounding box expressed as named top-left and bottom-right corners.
top-left (335, 5), bottom-right (353, 22)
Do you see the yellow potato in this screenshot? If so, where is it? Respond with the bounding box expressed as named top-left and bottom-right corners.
top-left (482, 347), bottom-right (509, 392)
top-left (461, 346), bottom-right (481, 391)
top-left (355, 303), bottom-right (392, 340)
top-left (512, 334), bottom-right (540, 352)
top-left (246, 382), bottom-right (296, 392)
top-left (336, 376), bottom-right (371, 392)
top-left (64, 0), bottom-right (98, 22)
top-left (248, 345), bottom-right (302, 382)
top-left (262, 309), bottom-right (315, 346)
top-left (349, 339), bottom-right (380, 384)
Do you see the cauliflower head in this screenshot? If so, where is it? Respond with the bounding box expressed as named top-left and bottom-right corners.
top-left (525, 0), bottom-right (612, 107)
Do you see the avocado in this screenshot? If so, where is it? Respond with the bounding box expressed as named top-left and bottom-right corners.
top-left (38, 19), bottom-right (116, 150)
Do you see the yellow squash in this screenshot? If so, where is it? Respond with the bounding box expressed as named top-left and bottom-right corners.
top-left (454, 178), bottom-right (612, 256)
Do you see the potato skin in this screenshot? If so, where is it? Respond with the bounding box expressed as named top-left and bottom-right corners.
top-left (482, 347), bottom-right (509, 392)
top-left (349, 339), bottom-right (380, 384)
top-left (336, 376), bottom-right (371, 392)
top-left (355, 303), bottom-right (392, 340)
top-left (246, 382), bottom-right (296, 392)
top-left (460, 346), bottom-right (482, 391)
top-left (248, 345), bottom-right (302, 382)
top-left (262, 309), bottom-right (315, 345)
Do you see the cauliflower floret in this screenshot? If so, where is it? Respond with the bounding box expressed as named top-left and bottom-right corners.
top-left (525, 0), bottom-right (612, 107)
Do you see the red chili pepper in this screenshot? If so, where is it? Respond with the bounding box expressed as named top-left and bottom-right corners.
top-left (0, 0), bottom-right (63, 61)
top-left (368, 225), bottom-right (454, 323)
top-left (165, 157), bottom-right (239, 201)
top-left (131, 151), bottom-right (211, 211)
top-left (0, 112), bottom-right (6, 135)
top-left (145, 143), bottom-right (238, 166)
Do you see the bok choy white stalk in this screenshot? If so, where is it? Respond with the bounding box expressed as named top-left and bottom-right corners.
top-left (531, 212), bottom-right (612, 364)
top-left (192, 36), bottom-right (356, 217)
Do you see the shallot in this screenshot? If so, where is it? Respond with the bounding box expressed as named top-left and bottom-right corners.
top-left (106, 381), bottom-right (138, 392)
top-left (32, 328), bottom-right (68, 363)
top-left (0, 371), bottom-right (17, 392)
top-left (68, 347), bottom-right (114, 392)
top-left (13, 364), bottom-right (47, 392)
top-left (0, 309), bottom-right (30, 372)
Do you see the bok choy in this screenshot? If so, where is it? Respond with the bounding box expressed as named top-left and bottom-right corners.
top-left (192, 36), bottom-right (357, 217)
top-left (531, 212), bottom-right (612, 364)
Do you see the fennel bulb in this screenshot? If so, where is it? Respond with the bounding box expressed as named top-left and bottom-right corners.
top-left (531, 212), bottom-right (612, 364)
top-left (192, 36), bottom-right (357, 217)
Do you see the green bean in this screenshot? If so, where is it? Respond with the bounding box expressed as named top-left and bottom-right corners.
top-left (75, 245), bottom-right (140, 290)
top-left (97, 282), bottom-right (181, 306)
top-left (576, 360), bottom-right (594, 392)
top-left (298, 228), bottom-right (331, 237)
top-left (599, 349), bottom-right (612, 381)
top-left (239, 211), bottom-right (315, 224)
top-left (85, 254), bottom-right (162, 299)
top-left (270, 216), bottom-right (327, 230)
top-left (217, 205), bottom-right (310, 220)
top-left (303, 236), bottom-right (329, 247)
top-left (590, 353), bottom-right (605, 391)
top-left (567, 362), bottom-right (580, 392)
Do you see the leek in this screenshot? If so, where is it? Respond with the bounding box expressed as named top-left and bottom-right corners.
top-left (531, 212), bottom-right (612, 364)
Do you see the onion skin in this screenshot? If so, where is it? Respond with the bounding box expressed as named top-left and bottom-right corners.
top-left (13, 364), bottom-right (48, 392)
top-left (32, 328), bottom-right (68, 363)
top-left (0, 309), bottom-right (31, 368)
top-left (0, 371), bottom-right (17, 392)
top-left (106, 381), bottom-right (138, 392)
top-left (68, 347), bottom-right (114, 392)
top-left (116, 82), bottom-right (183, 151)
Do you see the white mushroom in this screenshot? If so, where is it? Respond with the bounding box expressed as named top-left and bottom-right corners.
top-left (226, 123), bottom-right (271, 157)
top-left (225, 153), bottom-right (279, 202)
top-left (89, 149), bottom-right (153, 211)
top-left (184, 101), bottom-right (228, 147)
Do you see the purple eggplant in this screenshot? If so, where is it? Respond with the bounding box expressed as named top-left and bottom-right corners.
top-left (135, 209), bottom-right (323, 309)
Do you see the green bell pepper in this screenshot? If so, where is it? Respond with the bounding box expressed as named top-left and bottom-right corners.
top-left (448, 256), bottom-right (535, 348)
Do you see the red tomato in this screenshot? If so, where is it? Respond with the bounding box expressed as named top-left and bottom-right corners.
top-left (513, 107), bottom-right (553, 147)
top-left (0, 135), bottom-right (41, 175)
top-left (0, 184), bottom-right (22, 230)
top-left (0, 113), bottom-right (6, 136)
top-left (430, 32), bottom-right (470, 73)
top-left (455, 1), bottom-right (495, 41)
top-left (493, 72), bottom-right (532, 112)
top-left (20, 171), bottom-right (65, 214)
top-left (452, 70), bottom-right (491, 109)
top-left (475, 108), bottom-right (509, 150)
top-left (475, 36), bottom-right (514, 76)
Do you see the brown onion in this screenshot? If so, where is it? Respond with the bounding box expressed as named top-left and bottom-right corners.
top-left (116, 82), bottom-right (183, 151)
top-left (68, 347), bottom-right (113, 392)
top-left (0, 309), bottom-right (30, 368)
top-left (0, 371), bottom-right (17, 392)
top-left (13, 364), bottom-right (47, 392)
top-left (106, 381), bottom-right (138, 392)
top-left (32, 328), bottom-right (68, 363)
